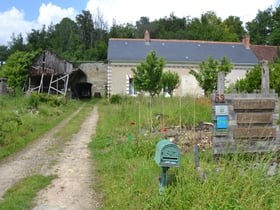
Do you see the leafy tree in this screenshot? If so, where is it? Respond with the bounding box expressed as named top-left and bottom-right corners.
top-left (135, 16), bottom-right (157, 38)
top-left (186, 12), bottom-right (225, 41)
top-left (26, 25), bottom-right (50, 50)
top-left (0, 51), bottom-right (39, 93)
top-left (0, 45), bottom-right (9, 64)
top-left (49, 18), bottom-right (82, 60)
top-left (223, 16), bottom-right (245, 41)
top-left (190, 56), bottom-right (233, 96)
top-left (76, 10), bottom-right (95, 50)
top-left (233, 60), bottom-right (280, 94)
top-left (269, 6), bottom-right (280, 45)
top-left (93, 8), bottom-right (109, 41)
top-left (8, 33), bottom-right (26, 54)
top-left (161, 71), bottom-right (180, 96)
top-left (109, 22), bottom-right (136, 38)
top-left (153, 13), bottom-right (187, 39)
top-left (132, 50), bottom-right (165, 96)
top-left (246, 8), bottom-right (273, 45)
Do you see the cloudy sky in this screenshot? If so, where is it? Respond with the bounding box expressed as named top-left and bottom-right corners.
top-left (0, 0), bottom-right (279, 45)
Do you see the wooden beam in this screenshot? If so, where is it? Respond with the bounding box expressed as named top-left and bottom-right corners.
top-left (233, 99), bottom-right (275, 110)
top-left (237, 113), bottom-right (273, 124)
top-left (233, 127), bottom-right (276, 138)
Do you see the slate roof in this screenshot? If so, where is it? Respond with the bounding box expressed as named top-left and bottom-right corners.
top-left (108, 38), bottom-right (259, 65)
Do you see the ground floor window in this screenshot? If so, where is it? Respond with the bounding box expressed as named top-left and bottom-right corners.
top-left (129, 78), bottom-right (137, 95)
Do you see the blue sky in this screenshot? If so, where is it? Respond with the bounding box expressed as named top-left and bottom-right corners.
top-left (1, 0), bottom-right (88, 21)
top-left (0, 0), bottom-right (279, 45)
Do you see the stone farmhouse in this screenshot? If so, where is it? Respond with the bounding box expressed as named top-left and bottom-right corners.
top-left (18, 33), bottom-right (278, 99)
top-left (107, 31), bottom-right (279, 96)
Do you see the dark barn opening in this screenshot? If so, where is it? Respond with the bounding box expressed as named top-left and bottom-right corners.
top-left (75, 82), bottom-right (92, 99)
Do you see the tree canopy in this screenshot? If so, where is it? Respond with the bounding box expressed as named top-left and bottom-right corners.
top-left (132, 51), bottom-right (165, 97)
top-left (232, 59), bottom-right (280, 94)
top-left (161, 70), bottom-right (180, 96)
top-left (190, 56), bottom-right (233, 96)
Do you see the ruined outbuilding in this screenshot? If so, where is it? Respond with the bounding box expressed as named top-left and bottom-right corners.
top-left (26, 50), bottom-right (92, 99)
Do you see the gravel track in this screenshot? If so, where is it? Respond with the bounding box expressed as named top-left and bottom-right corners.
top-left (0, 105), bottom-right (101, 210)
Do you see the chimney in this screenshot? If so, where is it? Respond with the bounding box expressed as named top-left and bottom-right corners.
top-left (144, 30), bottom-right (150, 43)
top-left (243, 35), bottom-right (250, 49)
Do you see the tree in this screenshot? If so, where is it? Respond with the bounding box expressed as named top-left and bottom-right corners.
top-left (246, 8), bottom-right (273, 45)
top-left (76, 10), bottom-right (95, 50)
top-left (231, 60), bottom-right (280, 94)
top-left (0, 51), bottom-right (39, 93)
top-left (190, 56), bottom-right (233, 96)
top-left (109, 22), bottom-right (136, 38)
top-left (0, 45), bottom-right (9, 64)
top-left (223, 16), bottom-right (245, 41)
top-left (132, 50), bottom-right (165, 96)
top-left (161, 71), bottom-right (180, 96)
top-left (8, 33), bottom-right (26, 54)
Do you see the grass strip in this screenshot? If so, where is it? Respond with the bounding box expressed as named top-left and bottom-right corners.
top-left (0, 175), bottom-right (55, 210)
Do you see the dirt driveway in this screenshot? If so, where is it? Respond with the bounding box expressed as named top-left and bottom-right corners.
top-left (0, 105), bottom-right (101, 210)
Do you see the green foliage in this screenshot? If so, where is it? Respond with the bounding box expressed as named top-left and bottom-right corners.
top-left (190, 56), bottom-right (233, 96)
top-left (109, 94), bottom-right (123, 104)
top-left (27, 93), bottom-right (40, 108)
top-left (186, 12), bottom-right (242, 42)
top-left (0, 175), bottom-right (55, 210)
top-left (0, 94), bottom-right (82, 160)
top-left (0, 112), bottom-right (22, 146)
top-left (161, 71), bottom-right (180, 96)
top-left (230, 60), bottom-right (280, 94)
top-left (76, 10), bottom-right (95, 50)
top-left (246, 8), bottom-right (273, 45)
top-left (132, 51), bottom-right (165, 96)
top-left (0, 50), bottom-right (39, 92)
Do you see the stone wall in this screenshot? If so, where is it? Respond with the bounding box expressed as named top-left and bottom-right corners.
top-left (78, 63), bottom-right (107, 97)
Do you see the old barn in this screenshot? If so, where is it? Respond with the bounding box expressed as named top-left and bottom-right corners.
top-left (26, 50), bottom-right (92, 99)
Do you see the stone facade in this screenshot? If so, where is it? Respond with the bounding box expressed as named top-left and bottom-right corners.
top-left (78, 62), bottom-right (108, 97)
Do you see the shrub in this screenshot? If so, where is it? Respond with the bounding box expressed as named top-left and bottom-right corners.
top-left (109, 94), bottom-right (123, 104)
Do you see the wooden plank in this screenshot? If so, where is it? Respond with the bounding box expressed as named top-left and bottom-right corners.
top-left (237, 113), bottom-right (273, 124)
top-left (233, 127), bottom-right (276, 138)
top-left (233, 99), bottom-right (275, 110)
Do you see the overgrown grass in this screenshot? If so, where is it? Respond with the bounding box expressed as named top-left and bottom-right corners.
top-left (0, 95), bottom-right (96, 209)
top-left (0, 175), bottom-right (55, 210)
top-left (0, 94), bottom-right (86, 160)
top-left (91, 96), bottom-right (280, 210)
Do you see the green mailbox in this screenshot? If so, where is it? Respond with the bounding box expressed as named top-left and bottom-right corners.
top-left (154, 139), bottom-right (181, 167)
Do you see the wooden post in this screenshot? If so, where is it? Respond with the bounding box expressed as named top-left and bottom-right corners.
top-left (217, 72), bottom-right (225, 94)
top-left (261, 60), bottom-right (269, 94)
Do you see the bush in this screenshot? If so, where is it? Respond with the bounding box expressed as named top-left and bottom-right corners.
top-left (27, 94), bottom-right (40, 108)
top-left (109, 94), bottom-right (123, 104)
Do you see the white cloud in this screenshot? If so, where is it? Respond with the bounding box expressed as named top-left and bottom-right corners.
top-left (0, 7), bottom-right (38, 45)
top-left (0, 3), bottom-right (78, 45)
top-left (38, 3), bottom-right (77, 26)
top-left (86, 0), bottom-right (276, 27)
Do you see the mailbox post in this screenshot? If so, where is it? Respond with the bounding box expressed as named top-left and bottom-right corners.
top-left (154, 139), bottom-right (181, 192)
